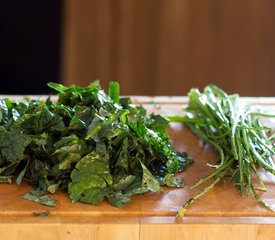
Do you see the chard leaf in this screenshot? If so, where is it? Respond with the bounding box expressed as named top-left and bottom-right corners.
top-left (68, 151), bottom-right (113, 204)
top-left (115, 138), bottom-right (129, 172)
top-left (79, 188), bottom-right (110, 204)
top-left (68, 116), bottom-right (86, 131)
top-left (0, 99), bottom-right (12, 124)
top-left (85, 109), bottom-right (129, 140)
top-left (107, 192), bottom-right (132, 208)
top-left (47, 82), bottom-right (69, 92)
top-left (16, 160), bottom-right (29, 185)
top-left (162, 173), bottom-right (184, 187)
top-left (113, 175), bottom-right (136, 191)
top-left (57, 153), bottom-right (81, 170)
top-left (108, 81), bottom-right (120, 104)
top-left (33, 210), bottom-right (50, 217)
top-left (0, 176), bottom-right (12, 183)
top-left (22, 190), bottom-right (56, 207)
top-left (107, 184), bottom-right (149, 208)
top-left (16, 105), bottom-right (65, 134)
top-left (52, 135), bottom-right (88, 168)
top-left (0, 127), bottom-right (30, 163)
top-left (140, 161), bottom-right (162, 192)
top-left (95, 142), bottom-right (109, 163)
top-left (127, 107), bottom-right (192, 173)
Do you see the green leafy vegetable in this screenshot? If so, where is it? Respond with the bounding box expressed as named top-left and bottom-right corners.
top-left (22, 190), bottom-right (56, 207)
top-left (168, 84), bottom-right (275, 216)
top-left (0, 81), bottom-right (192, 208)
top-left (108, 81), bottom-right (120, 104)
top-left (68, 151), bottom-right (113, 204)
top-left (0, 176), bottom-right (12, 183)
top-left (33, 210), bottom-right (50, 217)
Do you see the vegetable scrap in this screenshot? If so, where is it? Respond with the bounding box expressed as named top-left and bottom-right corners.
top-left (33, 210), bottom-right (50, 217)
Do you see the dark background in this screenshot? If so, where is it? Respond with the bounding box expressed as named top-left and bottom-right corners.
top-left (0, 0), bottom-right (62, 94)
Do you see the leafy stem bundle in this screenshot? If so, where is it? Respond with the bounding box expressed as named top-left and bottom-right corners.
top-left (168, 85), bottom-right (275, 216)
top-left (0, 81), bottom-right (192, 208)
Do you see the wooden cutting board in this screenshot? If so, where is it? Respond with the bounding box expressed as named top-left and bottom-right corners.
top-left (0, 97), bottom-right (275, 240)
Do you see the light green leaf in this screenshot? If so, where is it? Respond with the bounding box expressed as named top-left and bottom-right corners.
top-left (140, 161), bottom-right (162, 192)
top-left (68, 151), bottom-right (113, 204)
top-left (22, 191), bottom-right (56, 207)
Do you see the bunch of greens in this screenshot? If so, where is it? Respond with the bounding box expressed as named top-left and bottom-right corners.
top-left (168, 85), bottom-right (275, 216)
top-left (0, 81), bottom-right (191, 208)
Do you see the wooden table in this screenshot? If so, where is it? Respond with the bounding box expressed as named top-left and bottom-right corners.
top-left (0, 97), bottom-right (275, 240)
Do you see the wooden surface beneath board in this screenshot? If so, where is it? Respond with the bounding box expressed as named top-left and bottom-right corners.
top-left (0, 97), bottom-right (275, 240)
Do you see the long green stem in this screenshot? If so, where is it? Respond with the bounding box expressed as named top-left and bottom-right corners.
top-left (177, 166), bottom-right (230, 217)
top-left (175, 85), bottom-right (275, 216)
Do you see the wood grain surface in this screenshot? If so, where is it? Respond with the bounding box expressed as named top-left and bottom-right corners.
top-left (61, 0), bottom-right (275, 96)
top-left (0, 97), bottom-right (275, 240)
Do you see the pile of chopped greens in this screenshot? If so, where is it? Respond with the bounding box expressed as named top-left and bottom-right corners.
top-left (168, 85), bottom-right (275, 216)
top-left (0, 81), bottom-right (191, 208)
